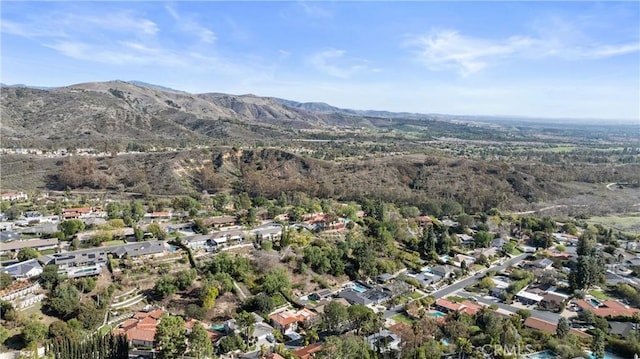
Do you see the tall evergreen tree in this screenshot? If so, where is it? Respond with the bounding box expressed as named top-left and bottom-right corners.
top-left (155, 315), bottom-right (187, 359)
top-left (189, 322), bottom-right (213, 359)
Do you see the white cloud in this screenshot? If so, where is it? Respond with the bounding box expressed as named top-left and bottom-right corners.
top-left (406, 28), bottom-right (640, 76)
top-left (309, 49), bottom-right (370, 78)
top-left (165, 5), bottom-right (217, 44)
top-left (80, 12), bottom-right (159, 36)
top-left (46, 41), bottom-right (185, 67)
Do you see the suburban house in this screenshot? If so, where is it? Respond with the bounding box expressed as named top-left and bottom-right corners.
top-left (366, 330), bottom-right (401, 353)
top-left (456, 234), bottom-right (474, 246)
top-left (0, 238), bottom-right (59, 256)
top-left (376, 273), bottom-right (395, 284)
top-left (540, 291), bottom-right (569, 310)
top-left (308, 289), bottom-right (333, 302)
top-left (269, 308), bottom-right (316, 333)
top-left (532, 258), bottom-right (554, 270)
top-left (515, 290), bottom-right (544, 305)
top-left (111, 241), bottom-right (170, 259)
top-left (490, 238), bottom-right (507, 248)
top-left (452, 254), bottom-right (475, 268)
top-left (431, 265), bottom-right (455, 278)
top-left (143, 212), bottom-right (172, 221)
top-left (39, 241), bottom-right (169, 276)
top-left (39, 247), bottom-right (110, 271)
top-left (489, 277), bottom-right (511, 298)
top-left (473, 247), bottom-right (499, 260)
top-left (62, 207), bottom-right (104, 219)
top-left (434, 298), bottom-right (483, 316)
top-left (410, 271), bottom-right (442, 288)
top-left (113, 308), bottom-right (165, 348)
top-left (523, 317), bottom-right (591, 339)
top-left (183, 234), bottom-right (211, 250)
top-left (1, 259), bottom-right (43, 279)
top-left (608, 321), bottom-right (636, 337)
top-left (253, 226), bottom-right (283, 241)
top-left (339, 288), bottom-right (390, 306)
top-left (339, 289), bottom-right (373, 306)
top-left (208, 229), bottom-right (246, 247)
top-left (203, 215), bottom-right (237, 228)
top-left (293, 343), bottom-right (323, 359)
top-left (576, 299), bottom-right (640, 318)
top-left (1, 192), bottom-right (28, 201)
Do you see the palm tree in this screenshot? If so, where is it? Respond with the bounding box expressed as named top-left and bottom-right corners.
top-left (456, 337), bottom-right (473, 358)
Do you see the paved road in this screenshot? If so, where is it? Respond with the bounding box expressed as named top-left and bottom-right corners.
top-left (458, 290), bottom-right (563, 323)
top-left (431, 253), bottom-right (529, 299)
top-left (384, 253), bottom-right (529, 319)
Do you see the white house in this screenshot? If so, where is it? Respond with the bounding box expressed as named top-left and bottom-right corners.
top-left (1, 259), bottom-right (43, 279)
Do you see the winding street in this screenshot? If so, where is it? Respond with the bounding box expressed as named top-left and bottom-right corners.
top-left (384, 253), bottom-right (562, 323)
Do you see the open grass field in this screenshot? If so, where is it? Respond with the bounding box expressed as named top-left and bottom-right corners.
top-left (587, 213), bottom-right (640, 233)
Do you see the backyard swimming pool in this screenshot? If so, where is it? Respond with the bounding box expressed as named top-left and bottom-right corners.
top-left (429, 311), bottom-right (446, 318)
top-left (352, 284), bottom-right (368, 293)
top-left (526, 350), bottom-right (557, 359)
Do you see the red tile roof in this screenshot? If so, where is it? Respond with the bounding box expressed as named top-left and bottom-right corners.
top-left (436, 298), bottom-right (463, 311)
top-left (576, 299), bottom-right (640, 318)
top-left (524, 317), bottom-right (591, 339)
top-left (524, 317), bottom-right (557, 334)
top-left (460, 301), bottom-right (483, 316)
top-left (126, 328), bottom-right (156, 343)
top-left (63, 207), bottom-right (92, 213)
top-left (294, 343), bottom-right (323, 359)
top-left (270, 311), bottom-right (300, 327)
top-left (120, 319), bottom-right (138, 330)
top-left (147, 309), bottom-right (165, 319)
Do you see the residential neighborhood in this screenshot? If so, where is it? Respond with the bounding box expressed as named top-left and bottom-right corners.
top-left (0, 191), bottom-right (639, 359)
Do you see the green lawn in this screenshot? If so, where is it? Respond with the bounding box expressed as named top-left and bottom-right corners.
top-left (512, 248), bottom-right (524, 255)
top-left (391, 314), bottom-right (414, 325)
top-left (447, 295), bottom-right (467, 303)
top-left (103, 240), bottom-right (127, 247)
top-left (408, 291), bottom-right (423, 300)
top-left (589, 290), bottom-right (609, 300)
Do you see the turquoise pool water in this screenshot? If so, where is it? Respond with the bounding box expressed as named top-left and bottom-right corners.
top-left (589, 298), bottom-right (600, 307)
top-left (210, 324), bottom-right (225, 332)
top-left (429, 311), bottom-right (446, 318)
top-left (527, 350), bottom-right (557, 359)
top-left (352, 284), bottom-right (367, 293)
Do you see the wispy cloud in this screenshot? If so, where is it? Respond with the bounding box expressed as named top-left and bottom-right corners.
top-left (406, 28), bottom-right (640, 76)
top-left (297, 2), bottom-right (332, 19)
top-left (1, 5), bottom-right (224, 68)
top-left (309, 49), bottom-right (371, 78)
top-left (165, 5), bottom-right (216, 44)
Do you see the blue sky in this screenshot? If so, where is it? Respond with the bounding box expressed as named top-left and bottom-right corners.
top-left (2, 1), bottom-right (639, 121)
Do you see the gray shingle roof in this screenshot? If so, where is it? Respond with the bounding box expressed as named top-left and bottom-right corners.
top-left (339, 289), bottom-right (372, 305)
top-left (1, 259), bottom-right (42, 277)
